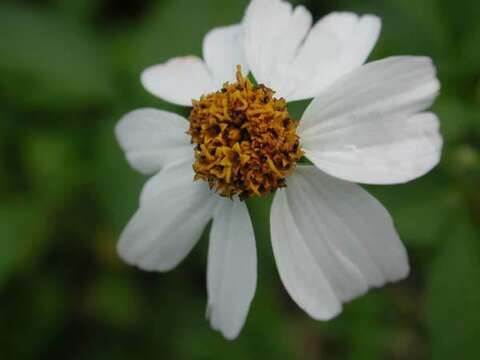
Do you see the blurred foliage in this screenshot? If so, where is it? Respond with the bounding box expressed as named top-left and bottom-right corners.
top-left (0, 0), bottom-right (479, 359)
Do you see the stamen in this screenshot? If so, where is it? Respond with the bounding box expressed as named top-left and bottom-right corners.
top-left (188, 66), bottom-right (303, 200)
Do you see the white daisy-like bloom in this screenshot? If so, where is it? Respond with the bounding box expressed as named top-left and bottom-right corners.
top-left (115, 0), bottom-right (442, 340)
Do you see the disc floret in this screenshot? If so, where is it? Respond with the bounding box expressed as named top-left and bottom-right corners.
top-left (188, 66), bottom-right (303, 200)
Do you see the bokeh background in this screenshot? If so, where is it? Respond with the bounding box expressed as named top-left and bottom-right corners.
top-left (1, 0), bottom-right (479, 359)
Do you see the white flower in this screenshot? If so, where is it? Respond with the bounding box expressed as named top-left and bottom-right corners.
top-left (115, 0), bottom-right (442, 340)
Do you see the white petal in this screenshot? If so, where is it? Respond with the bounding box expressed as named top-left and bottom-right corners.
top-left (270, 188), bottom-right (341, 320)
top-left (299, 56), bottom-right (442, 184)
top-left (139, 153), bottom-right (194, 206)
top-left (203, 24), bottom-right (249, 87)
top-left (314, 12), bottom-right (380, 71)
top-left (207, 199), bottom-right (257, 340)
top-left (117, 161), bottom-right (217, 272)
top-left (242, 0), bottom-right (380, 101)
top-left (270, 166), bottom-right (409, 319)
top-left (243, 0), bottom-right (312, 99)
top-left (115, 108), bottom-right (192, 175)
top-left (288, 12), bottom-right (381, 101)
top-left (141, 56), bottom-right (215, 106)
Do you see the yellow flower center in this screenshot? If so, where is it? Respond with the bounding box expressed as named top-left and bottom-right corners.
top-left (188, 66), bottom-right (303, 200)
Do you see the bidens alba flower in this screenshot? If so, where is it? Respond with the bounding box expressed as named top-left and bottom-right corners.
top-left (115, 0), bottom-right (442, 340)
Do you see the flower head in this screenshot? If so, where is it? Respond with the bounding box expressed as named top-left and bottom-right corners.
top-left (115, 0), bottom-right (442, 340)
top-left (189, 66), bottom-right (303, 199)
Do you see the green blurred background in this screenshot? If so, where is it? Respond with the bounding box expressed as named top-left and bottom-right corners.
top-left (1, 0), bottom-right (479, 359)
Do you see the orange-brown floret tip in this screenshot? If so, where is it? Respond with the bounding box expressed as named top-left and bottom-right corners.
top-left (188, 66), bottom-right (304, 200)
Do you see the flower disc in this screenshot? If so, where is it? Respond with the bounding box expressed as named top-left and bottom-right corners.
top-left (188, 67), bottom-right (303, 200)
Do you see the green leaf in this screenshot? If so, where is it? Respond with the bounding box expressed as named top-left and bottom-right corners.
top-left (337, 0), bottom-right (448, 58)
top-left (128, 0), bottom-right (248, 66)
top-left (0, 201), bottom-right (49, 288)
top-left (368, 176), bottom-right (457, 249)
top-left (109, 0), bottom-right (249, 110)
top-left (287, 100), bottom-right (310, 120)
top-left (434, 96), bottom-right (480, 143)
top-left (426, 222), bottom-right (480, 359)
top-left (0, 4), bottom-right (113, 110)
top-left (94, 115), bottom-right (144, 230)
top-left (24, 132), bottom-right (80, 204)
top-left (330, 293), bottom-right (391, 360)
top-left (437, 0), bottom-right (480, 40)
top-left (85, 274), bottom-right (145, 327)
